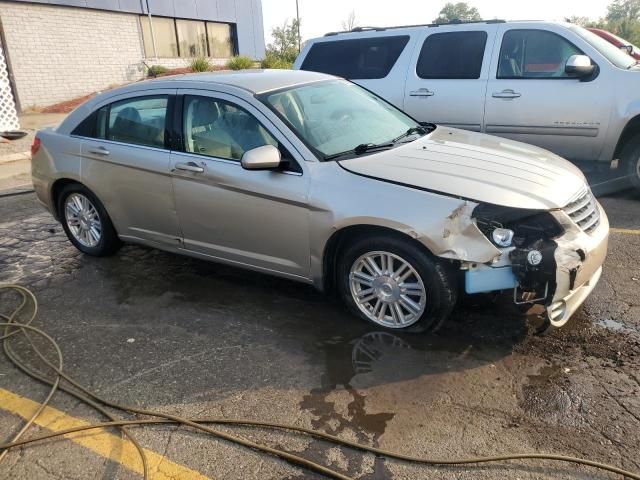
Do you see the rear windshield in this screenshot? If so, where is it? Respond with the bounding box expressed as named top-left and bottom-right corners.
top-left (300, 35), bottom-right (410, 79)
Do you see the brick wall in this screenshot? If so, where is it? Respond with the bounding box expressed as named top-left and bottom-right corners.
top-left (0, 1), bottom-right (145, 109)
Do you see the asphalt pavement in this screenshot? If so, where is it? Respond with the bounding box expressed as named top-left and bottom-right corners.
top-left (0, 189), bottom-right (639, 480)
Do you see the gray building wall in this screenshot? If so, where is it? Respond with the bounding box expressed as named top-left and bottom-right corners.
top-left (0, 0), bottom-right (265, 109)
top-left (4, 0), bottom-right (266, 59)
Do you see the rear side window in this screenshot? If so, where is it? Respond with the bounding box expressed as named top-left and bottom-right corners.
top-left (107, 96), bottom-right (168, 148)
top-left (416, 31), bottom-right (487, 79)
top-left (300, 35), bottom-right (409, 79)
top-left (72, 95), bottom-right (169, 149)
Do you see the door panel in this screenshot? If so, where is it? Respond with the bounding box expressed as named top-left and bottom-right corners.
top-left (79, 91), bottom-right (181, 247)
top-left (403, 26), bottom-right (499, 131)
top-left (484, 26), bottom-right (613, 161)
top-left (171, 90), bottom-right (312, 278)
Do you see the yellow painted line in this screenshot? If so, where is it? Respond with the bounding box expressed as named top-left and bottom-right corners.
top-left (0, 388), bottom-right (210, 480)
top-left (610, 228), bottom-right (640, 235)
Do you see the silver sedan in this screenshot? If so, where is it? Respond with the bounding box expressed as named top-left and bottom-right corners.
top-left (31, 70), bottom-right (608, 331)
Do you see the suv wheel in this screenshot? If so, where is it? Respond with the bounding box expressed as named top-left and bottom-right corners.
top-left (621, 133), bottom-right (640, 191)
top-left (337, 235), bottom-right (457, 332)
top-left (58, 183), bottom-right (121, 256)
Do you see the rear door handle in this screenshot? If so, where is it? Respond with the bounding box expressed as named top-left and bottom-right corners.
top-left (87, 146), bottom-right (110, 156)
top-left (492, 89), bottom-right (521, 99)
top-left (409, 88), bottom-right (435, 97)
top-left (174, 162), bottom-right (204, 173)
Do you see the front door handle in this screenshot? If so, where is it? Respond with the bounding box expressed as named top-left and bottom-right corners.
top-left (409, 88), bottom-right (435, 97)
top-left (492, 89), bottom-right (521, 99)
top-left (174, 162), bottom-right (204, 173)
top-left (87, 146), bottom-right (110, 156)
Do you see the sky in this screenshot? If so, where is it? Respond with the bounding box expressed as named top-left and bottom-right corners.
top-left (260, 0), bottom-right (610, 45)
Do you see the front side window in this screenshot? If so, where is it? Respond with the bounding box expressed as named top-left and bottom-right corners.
top-left (176, 19), bottom-right (208, 58)
top-left (498, 30), bottom-right (583, 79)
top-left (260, 80), bottom-right (420, 159)
top-left (140, 16), bottom-right (178, 58)
top-left (416, 31), bottom-right (487, 79)
top-left (102, 96), bottom-right (168, 148)
top-left (300, 36), bottom-right (409, 79)
top-left (183, 96), bottom-right (278, 161)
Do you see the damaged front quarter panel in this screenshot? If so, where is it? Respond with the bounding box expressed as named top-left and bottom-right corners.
top-left (434, 201), bottom-right (501, 263)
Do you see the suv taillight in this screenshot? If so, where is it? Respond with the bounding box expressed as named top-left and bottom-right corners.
top-left (31, 137), bottom-right (41, 156)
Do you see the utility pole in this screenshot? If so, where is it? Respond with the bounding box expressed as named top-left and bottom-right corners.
top-left (296, 0), bottom-right (301, 52)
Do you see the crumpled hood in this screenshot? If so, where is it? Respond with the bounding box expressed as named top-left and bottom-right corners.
top-left (339, 127), bottom-right (587, 210)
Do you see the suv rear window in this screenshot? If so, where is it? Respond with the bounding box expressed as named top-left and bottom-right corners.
top-left (300, 35), bottom-right (410, 79)
top-left (416, 31), bottom-right (487, 79)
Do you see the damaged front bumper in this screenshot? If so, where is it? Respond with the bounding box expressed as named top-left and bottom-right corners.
top-left (464, 190), bottom-right (609, 327)
top-left (545, 201), bottom-right (608, 326)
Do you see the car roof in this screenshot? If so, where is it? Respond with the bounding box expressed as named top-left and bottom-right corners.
top-left (142, 69), bottom-right (334, 94)
top-left (317, 19), bottom-right (571, 39)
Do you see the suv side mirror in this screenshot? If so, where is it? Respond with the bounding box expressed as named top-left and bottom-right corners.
top-left (565, 55), bottom-right (595, 78)
top-left (241, 144), bottom-right (282, 171)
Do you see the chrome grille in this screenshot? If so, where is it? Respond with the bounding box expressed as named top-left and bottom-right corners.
top-left (563, 188), bottom-right (600, 234)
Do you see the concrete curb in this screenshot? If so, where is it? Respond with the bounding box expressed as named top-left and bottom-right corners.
top-left (0, 151), bottom-right (30, 165)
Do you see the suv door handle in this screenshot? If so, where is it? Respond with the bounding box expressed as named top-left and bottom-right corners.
top-left (174, 162), bottom-right (204, 173)
top-left (87, 146), bottom-right (110, 156)
top-left (492, 89), bottom-right (521, 99)
top-left (409, 88), bottom-right (435, 97)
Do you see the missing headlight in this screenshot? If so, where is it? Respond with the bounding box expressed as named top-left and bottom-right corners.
top-left (472, 204), bottom-right (564, 247)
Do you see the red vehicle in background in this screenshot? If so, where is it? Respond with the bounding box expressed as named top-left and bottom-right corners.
top-left (588, 27), bottom-right (640, 60)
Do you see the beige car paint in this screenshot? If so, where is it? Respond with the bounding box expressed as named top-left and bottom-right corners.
top-left (31, 70), bottom-right (609, 327)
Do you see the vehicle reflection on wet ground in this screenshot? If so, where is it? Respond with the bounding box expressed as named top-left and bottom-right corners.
top-left (1, 190), bottom-right (639, 479)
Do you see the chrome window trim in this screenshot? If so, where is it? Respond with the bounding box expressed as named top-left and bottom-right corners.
top-left (71, 135), bottom-right (169, 153)
top-left (72, 135), bottom-right (303, 176)
top-left (171, 150), bottom-right (303, 176)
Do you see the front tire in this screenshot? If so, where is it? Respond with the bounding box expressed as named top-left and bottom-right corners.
top-left (621, 133), bottom-right (640, 191)
top-left (58, 183), bottom-right (121, 256)
top-left (337, 235), bottom-right (457, 332)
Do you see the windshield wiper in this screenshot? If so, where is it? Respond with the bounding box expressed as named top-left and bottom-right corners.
top-left (324, 123), bottom-right (435, 161)
top-left (392, 125), bottom-right (432, 143)
top-left (324, 142), bottom-right (394, 160)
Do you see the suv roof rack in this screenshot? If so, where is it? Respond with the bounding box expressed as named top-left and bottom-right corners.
top-left (324, 19), bottom-right (505, 36)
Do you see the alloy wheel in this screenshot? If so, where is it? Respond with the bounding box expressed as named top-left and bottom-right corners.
top-left (349, 251), bottom-right (427, 328)
top-left (65, 193), bottom-right (102, 247)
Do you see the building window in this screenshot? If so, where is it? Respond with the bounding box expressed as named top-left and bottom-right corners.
top-left (176, 19), bottom-right (208, 58)
top-left (140, 16), bottom-right (236, 59)
top-left (207, 23), bottom-right (234, 58)
top-left (140, 16), bottom-right (178, 58)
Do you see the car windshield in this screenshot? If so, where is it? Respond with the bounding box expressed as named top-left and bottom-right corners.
top-left (260, 80), bottom-right (424, 160)
top-left (569, 25), bottom-right (637, 69)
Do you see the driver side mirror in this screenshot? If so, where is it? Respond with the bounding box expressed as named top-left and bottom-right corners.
top-left (241, 144), bottom-right (282, 171)
top-left (565, 54), bottom-right (595, 78)
top-left (621, 44), bottom-right (634, 55)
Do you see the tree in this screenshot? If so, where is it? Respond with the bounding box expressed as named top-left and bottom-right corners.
top-left (265, 18), bottom-right (301, 64)
top-left (605, 0), bottom-right (640, 46)
top-left (341, 10), bottom-right (358, 31)
top-left (606, 0), bottom-right (640, 22)
top-left (433, 2), bottom-right (481, 24)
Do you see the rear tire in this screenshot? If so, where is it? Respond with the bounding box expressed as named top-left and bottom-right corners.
top-left (620, 133), bottom-right (640, 191)
top-left (337, 235), bottom-right (457, 332)
top-left (58, 183), bottom-right (121, 256)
